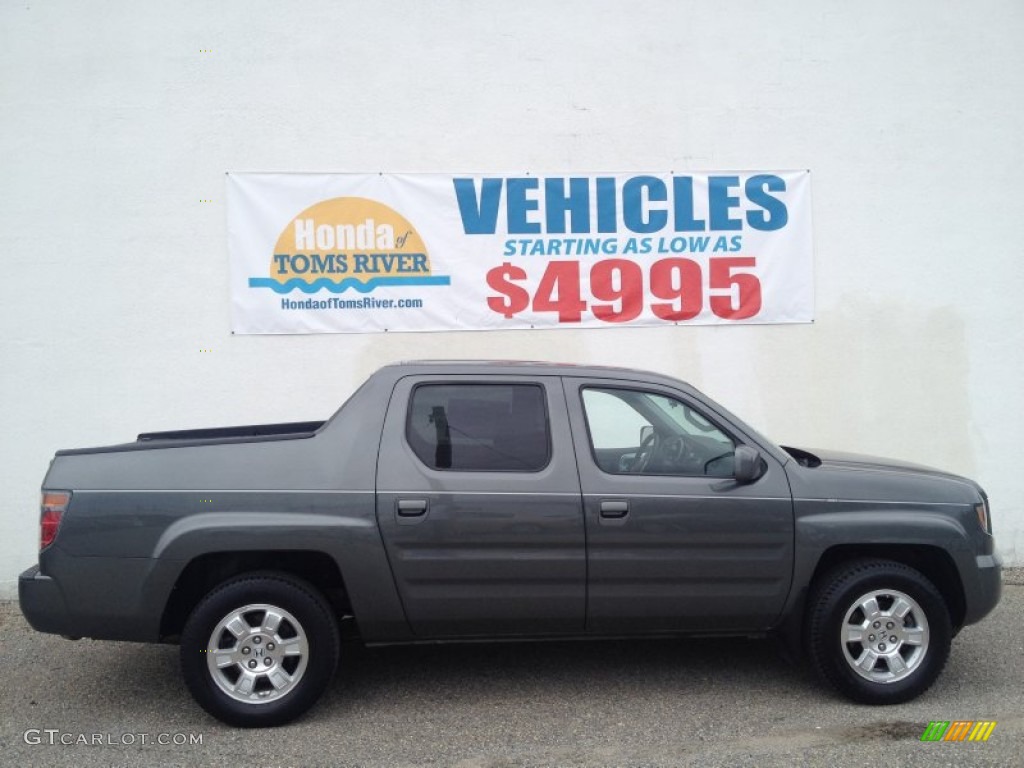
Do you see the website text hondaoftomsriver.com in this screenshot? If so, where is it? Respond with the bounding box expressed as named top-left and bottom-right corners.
top-left (280, 297), bottom-right (424, 310)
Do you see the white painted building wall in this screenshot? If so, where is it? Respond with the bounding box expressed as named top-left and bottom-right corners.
top-left (1, 0), bottom-right (1021, 597)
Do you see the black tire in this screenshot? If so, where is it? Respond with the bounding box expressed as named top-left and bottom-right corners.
top-left (180, 572), bottom-right (339, 727)
top-left (807, 559), bottom-right (951, 704)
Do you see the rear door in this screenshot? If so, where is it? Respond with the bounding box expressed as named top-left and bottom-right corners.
top-left (564, 377), bottom-right (794, 634)
top-left (376, 374), bottom-right (585, 637)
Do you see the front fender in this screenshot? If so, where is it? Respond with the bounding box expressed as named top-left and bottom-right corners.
top-left (773, 501), bottom-right (979, 656)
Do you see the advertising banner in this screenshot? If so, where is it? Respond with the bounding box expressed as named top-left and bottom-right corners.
top-left (227, 171), bottom-right (813, 334)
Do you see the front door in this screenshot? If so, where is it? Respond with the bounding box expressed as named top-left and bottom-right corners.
top-left (376, 375), bottom-right (585, 638)
top-left (564, 377), bottom-right (794, 634)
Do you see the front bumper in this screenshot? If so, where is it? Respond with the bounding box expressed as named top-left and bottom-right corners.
top-left (963, 551), bottom-right (1003, 626)
top-left (18, 565), bottom-right (76, 637)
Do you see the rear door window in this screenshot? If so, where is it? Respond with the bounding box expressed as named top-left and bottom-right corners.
top-left (406, 384), bottom-right (550, 471)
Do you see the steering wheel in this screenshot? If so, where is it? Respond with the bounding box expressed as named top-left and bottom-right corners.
top-left (661, 435), bottom-right (687, 464)
top-left (629, 430), bottom-right (661, 472)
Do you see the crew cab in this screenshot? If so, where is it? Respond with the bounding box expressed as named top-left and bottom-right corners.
top-left (19, 361), bottom-right (1002, 726)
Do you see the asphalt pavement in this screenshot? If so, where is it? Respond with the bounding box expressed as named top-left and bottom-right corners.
top-left (1, 573), bottom-right (1021, 768)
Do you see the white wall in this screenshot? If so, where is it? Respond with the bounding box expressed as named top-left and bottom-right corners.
top-left (1, 0), bottom-right (1022, 597)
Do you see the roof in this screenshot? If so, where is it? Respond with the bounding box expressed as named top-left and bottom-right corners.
top-left (381, 359), bottom-right (694, 388)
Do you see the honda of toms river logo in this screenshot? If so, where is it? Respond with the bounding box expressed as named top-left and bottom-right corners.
top-left (248, 197), bottom-right (450, 294)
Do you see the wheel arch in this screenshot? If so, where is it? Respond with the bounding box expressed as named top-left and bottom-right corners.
top-left (159, 550), bottom-right (352, 641)
top-left (775, 542), bottom-right (966, 660)
top-left (808, 544), bottom-right (966, 631)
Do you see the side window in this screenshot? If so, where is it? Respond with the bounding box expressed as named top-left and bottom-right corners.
top-left (406, 383), bottom-right (550, 471)
top-left (582, 387), bottom-right (737, 477)
top-left (582, 389), bottom-right (652, 450)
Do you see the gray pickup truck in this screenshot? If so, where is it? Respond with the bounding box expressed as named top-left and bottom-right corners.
top-left (20, 361), bottom-right (1001, 727)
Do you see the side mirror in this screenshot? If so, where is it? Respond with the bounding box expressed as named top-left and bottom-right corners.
top-left (733, 445), bottom-right (764, 483)
top-left (639, 425), bottom-right (654, 445)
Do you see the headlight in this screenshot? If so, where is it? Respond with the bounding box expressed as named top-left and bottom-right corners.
top-left (975, 499), bottom-right (991, 534)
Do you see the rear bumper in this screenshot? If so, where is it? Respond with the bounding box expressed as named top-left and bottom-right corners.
top-left (20, 555), bottom-right (169, 642)
top-left (18, 565), bottom-right (76, 637)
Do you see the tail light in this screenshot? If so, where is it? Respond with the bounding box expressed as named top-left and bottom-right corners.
top-left (40, 491), bottom-right (71, 550)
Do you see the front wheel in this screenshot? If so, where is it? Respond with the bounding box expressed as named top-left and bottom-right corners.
top-left (807, 559), bottom-right (951, 704)
top-left (180, 573), bottom-right (339, 727)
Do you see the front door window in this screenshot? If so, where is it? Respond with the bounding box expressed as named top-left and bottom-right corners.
top-left (581, 387), bottom-right (737, 477)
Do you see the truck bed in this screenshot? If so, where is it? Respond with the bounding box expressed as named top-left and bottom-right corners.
top-left (55, 421), bottom-right (325, 455)
top-left (137, 421), bottom-right (325, 442)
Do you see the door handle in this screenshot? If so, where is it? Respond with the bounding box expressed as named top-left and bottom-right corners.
top-left (599, 500), bottom-right (629, 518)
top-left (397, 499), bottom-right (428, 517)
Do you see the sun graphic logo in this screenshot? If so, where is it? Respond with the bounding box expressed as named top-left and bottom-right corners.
top-left (248, 197), bottom-right (450, 294)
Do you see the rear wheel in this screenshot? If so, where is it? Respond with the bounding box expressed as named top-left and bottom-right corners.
top-left (180, 573), bottom-right (339, 727)
top-left (807, 559), bottom-right (951, 704)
